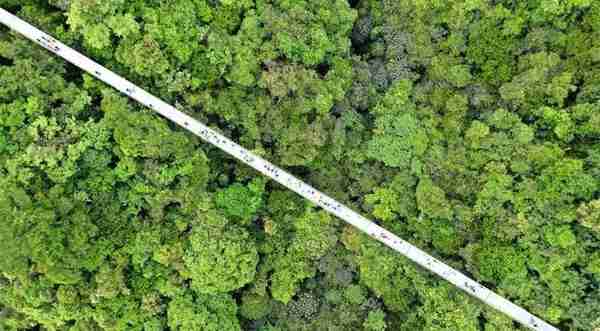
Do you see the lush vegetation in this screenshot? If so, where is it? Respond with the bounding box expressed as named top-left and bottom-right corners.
top-left (1, 1), bottom-right (599, 330)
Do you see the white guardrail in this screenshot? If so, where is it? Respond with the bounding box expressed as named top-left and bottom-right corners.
top-left (0, 8), bottom-right (558, 331)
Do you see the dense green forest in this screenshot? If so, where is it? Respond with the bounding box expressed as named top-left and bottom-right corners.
top-left (0, 0), bottom-right (599, 330)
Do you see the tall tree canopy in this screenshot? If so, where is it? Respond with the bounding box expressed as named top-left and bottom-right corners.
top-left (1, 0), bottom-right (599, 330)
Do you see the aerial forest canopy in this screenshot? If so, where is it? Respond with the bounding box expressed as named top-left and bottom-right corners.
top-left (0, 0), bottom-right (599, 330)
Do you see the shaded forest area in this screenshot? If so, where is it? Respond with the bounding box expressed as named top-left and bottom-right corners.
top-left (0, 0), bottom-right (599, 330)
